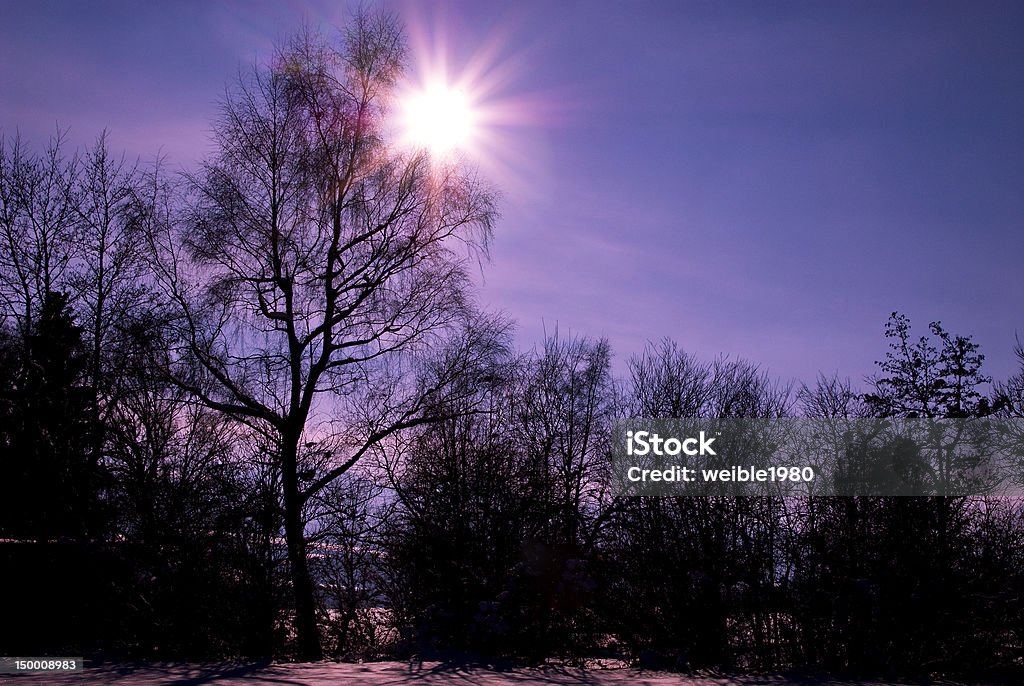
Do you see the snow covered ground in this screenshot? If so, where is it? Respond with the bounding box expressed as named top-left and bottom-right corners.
top-left (2, 661), bottom-right (971, 685)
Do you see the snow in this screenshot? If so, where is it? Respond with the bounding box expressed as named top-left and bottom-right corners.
top-left (4, 661), bottom-right (970, 685)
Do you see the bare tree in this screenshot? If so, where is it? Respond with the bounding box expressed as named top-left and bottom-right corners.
top-left (140, 13), bottom-right (499, 659)
top-left (0, 130), bottom-right (80, 342)
top-left (629, 338), bottom-right (713, 417)
top-left (310, 470), bottom-right (392, 659)
top-left (609, 340), bottom-right (793, 667)
top-left (995, 338), bottom-right (1024, 418)
top-left (517, 332), bottom-right (615, 547)
top-left (865, 312), bottom-right (991, 418)
top-left (71, 132), bottom-right (146, 401)
top-left (798, 373), bottom-right (871, 419)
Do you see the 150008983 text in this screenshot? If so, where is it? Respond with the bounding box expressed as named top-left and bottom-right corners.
top-left (0, 657), bottom-right (82, 673)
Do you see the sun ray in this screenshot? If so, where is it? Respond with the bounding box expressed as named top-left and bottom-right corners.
top-left (388, 4), bottom-right (569, 201)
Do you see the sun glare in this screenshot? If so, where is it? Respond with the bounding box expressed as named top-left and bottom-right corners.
top-left (400, 83), bottom-right (477, 156)
top-left (390, 5), bottom-right (552, 194)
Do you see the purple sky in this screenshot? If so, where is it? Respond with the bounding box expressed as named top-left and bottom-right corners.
top-left (2, 0), bottom-right (1022, 388)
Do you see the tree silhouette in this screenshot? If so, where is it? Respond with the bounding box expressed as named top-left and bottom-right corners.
top-left (865, 312), bottom-right (991, 418)
top-left (0, 291), bottom-right (101, 540)
top-left (0, 131), bottom-right (79, 344)
top-left (995, 338), bottom-right (1024, 417)
top-left (139, 13), bottom-right (499, 659)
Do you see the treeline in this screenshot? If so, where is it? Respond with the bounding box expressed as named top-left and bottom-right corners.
top-left (379, 333), bottom-right (1024, 679)
top-left (3, 13), bottom-right (1024, 680)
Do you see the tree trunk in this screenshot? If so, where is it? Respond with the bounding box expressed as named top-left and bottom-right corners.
top-left (281, 437), bottom-right (322, 661)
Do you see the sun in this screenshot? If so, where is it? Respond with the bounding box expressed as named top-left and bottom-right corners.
top-left (390, 6), bottom-right (547, 190)
top-left (399, 82), bottom-right (478, 156)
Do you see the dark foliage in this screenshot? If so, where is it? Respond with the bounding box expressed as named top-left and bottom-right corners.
top-left (0, 291), bottom-right (103, 541)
